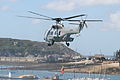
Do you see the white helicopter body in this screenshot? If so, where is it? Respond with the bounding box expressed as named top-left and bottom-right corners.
top-left (44, 23), bottom-right (81, 46)
top-left (19, 11), bottom-right (102, 46)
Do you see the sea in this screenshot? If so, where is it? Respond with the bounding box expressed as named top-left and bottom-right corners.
top-left (0, 66), bottom-right (120, 80)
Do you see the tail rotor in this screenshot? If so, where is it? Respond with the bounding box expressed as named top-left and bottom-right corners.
top-left (69, 15), bottom-right (102, 32)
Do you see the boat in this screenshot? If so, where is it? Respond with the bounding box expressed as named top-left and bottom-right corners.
top-left (17, 74), bottom-right (39, 79)
top-left (0, 72), bottom-right (39, 79)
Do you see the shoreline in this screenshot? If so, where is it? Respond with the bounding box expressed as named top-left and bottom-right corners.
top-left (0, 61), bottom-right (120, 75)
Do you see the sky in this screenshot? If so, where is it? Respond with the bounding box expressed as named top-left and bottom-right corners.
top-left (0, 0), bottom-right (120, 56)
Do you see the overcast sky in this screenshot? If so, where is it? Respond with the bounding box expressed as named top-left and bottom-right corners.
top-left (0, 0), bottom-right (120, 56)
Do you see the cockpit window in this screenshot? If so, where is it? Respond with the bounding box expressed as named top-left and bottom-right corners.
top-left (50, 31), bottom-right (53, 35)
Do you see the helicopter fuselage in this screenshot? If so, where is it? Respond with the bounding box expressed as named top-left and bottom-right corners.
top-left (44, 24), bottom-right (80, 46)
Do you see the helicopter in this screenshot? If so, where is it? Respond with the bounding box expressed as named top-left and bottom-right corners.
top-left (19, 11), bottom-right (102, 46)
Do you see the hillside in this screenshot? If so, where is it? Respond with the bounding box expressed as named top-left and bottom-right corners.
top-left (0, 38), bottom-right (80, 57)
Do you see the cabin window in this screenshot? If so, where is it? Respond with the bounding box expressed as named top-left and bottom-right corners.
top-left (55, 31), bottom-right (57, 35)
top-left (59, 31), bottom-right (61, 35)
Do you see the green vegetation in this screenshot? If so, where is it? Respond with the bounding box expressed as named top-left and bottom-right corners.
top-left (0, 38), bottom-right (80, 57)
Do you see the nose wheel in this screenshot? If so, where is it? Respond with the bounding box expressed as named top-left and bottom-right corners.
top-left (48, 40), bottom-right (54, 46)
top-left (66, 42), bottom-right (70, 46)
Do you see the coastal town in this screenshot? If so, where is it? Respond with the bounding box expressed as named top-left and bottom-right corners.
top-left (0, 53), bottom-right (118, 63)
top-left (0, 48), bottom-right (120, 75)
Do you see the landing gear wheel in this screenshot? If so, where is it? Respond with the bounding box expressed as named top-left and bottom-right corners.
top-left (48, 43), bottom-right (51, 46)
top-left (66, 43), bottom-right (70, 46)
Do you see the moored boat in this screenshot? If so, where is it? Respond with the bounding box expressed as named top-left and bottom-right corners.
top-left (0, 72), bottom-right (39, 79)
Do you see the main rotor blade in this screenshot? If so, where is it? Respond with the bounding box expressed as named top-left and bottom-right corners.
top-left (69, 23), bottom-right (79, 25)
top-left (85, 20), bottom-right (103, 22)
top-left (63, 14), bottom-right (86, 20)
top-left (18, 16), bottom-right (51, 20)
top-left (67, 19), bottom-right (103, 22)
top-left (28, 11), bottom-right (53, 19)
top-left (67, 20), bottom-right (80, 21)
